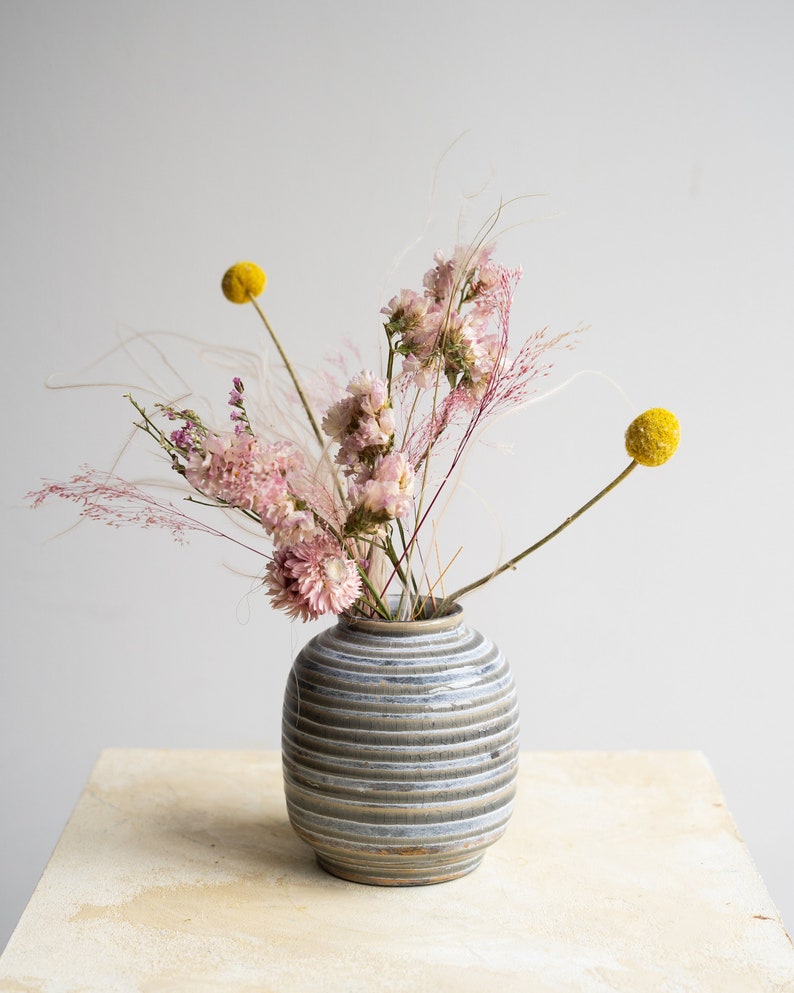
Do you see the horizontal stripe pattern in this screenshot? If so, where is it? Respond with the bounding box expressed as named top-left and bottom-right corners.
top-left (282, 607), bottom-right (519, 885)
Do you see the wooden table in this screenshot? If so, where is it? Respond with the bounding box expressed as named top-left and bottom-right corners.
top-left (1, 750), bottom-right (792, 992)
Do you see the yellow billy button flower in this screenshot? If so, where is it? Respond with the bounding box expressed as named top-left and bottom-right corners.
top-left (221, 262), bottom-right (267, 304)
top-left (625, 408), bottom-right (680, 467)
top-left (442, 406), bottom-right (681, 609)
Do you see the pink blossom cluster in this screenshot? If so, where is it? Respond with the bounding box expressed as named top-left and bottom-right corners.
top-left (322, 370), bottom-right (396, 470)
top-left (349, 451), bottom-right (415, 523)
top-left (382, 244), bottom-right (514, 397)
top-left (185, 432), bottom-right (318, 548)
top-left (322, 371), bottom-right (416, 530)
top-left (163, 405), bottom-right (206, 454)
top-left (158, 379), bottom-right (365, 620)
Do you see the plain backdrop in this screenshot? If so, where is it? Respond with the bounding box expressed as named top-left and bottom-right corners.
top-left (2, 0), bottom-right (793, 949)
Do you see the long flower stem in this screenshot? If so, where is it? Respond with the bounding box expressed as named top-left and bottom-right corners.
top-left (395, 519), bottom-right (418, 594)
top-left (355, 564), bottom-right (392, 619)
top-left (247, 293), bottom-right (348, 506)
top-left (439, 460), bottom-right (638, 609)
top-left (247, 294), bottom-right (326, 453)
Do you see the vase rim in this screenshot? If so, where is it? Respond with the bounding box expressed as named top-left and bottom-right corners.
top-left (339, 598), bottom-right (463, 635)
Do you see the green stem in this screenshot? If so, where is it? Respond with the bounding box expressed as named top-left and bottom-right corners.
top-left (247, 293), bottom-right (326, 454)
top-left (126, 394), bottom-right (171, 449)
top-left (385, 331), bottom-right (397, 396)
top-left (395, 519), bottom-right (418, 594)
top-left (355, 564), bottom-right (392, 619)
top-left (382, 530), bottom-right (415, 597)
top-left (184, 495), bottom-right (261, 525)
top-left (439, 460), bottom-right (639, 609)
top-left (247, 293), bottom-right (348, 508)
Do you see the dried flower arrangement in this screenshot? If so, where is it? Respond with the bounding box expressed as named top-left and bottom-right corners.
top-left (29, 217), bottom-right (679, 622)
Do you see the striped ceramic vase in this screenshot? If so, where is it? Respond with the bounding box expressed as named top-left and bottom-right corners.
top-left (281, 603), bottom-right (519, 885)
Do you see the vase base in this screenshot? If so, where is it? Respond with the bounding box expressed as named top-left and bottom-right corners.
top-left (315, 851), bottom-right (484, 887)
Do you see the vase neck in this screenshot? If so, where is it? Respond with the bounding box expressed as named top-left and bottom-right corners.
top-left (339, 601), bottom-right (463, 637)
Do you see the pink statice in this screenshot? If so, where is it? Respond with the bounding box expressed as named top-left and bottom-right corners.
top-left (185, 431), bottom-right (265, 510)
top-left (435, 310), bottom-right (502, 397)
top-left (322, 370), bottom-right (395, 471)
top-left (382, 284), bottom-right (441, 389)
top-left (400, 350), bottom-right (442, 390)
top-left (461, 327), bottom-right (502, 395)
top-left (265, 500), bottom-right (317, 548)
top-left (227, 376), bottom-right (249, 434)
top-left (381, 289), bottom-right (436, 363)
top-left (383, 243), bottom-right (515, 396)
top-left (469, 251), bottom-right (500, 300)
top-left (423, 243), bottom-right (496, 307)
top-left (161, 405), bottom-right (207, 455)
top-left (185, 433), bottom-right (319, 547)
top-left (264, 533), bottom-right (362, 621)
top-left (256, 441), bottom-right (320, 546)
top-left (422, 248), bottom-right (459, 305)
top-left (403, 261), bottom-right (570, 474)
top-left (349, 451), bottom-right (415, 524)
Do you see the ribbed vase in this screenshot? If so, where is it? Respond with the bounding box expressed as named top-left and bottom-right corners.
top-left (281, 604), bottom-right (519, 885)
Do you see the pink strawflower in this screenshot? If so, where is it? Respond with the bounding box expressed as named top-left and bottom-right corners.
top-left (264, 534), bottom-right (362, 621)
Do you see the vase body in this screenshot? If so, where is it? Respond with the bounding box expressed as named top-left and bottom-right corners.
top-left (281, 604), bottom-right (519, 885)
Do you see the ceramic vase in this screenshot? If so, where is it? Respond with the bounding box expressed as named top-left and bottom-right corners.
top-left (281, 603), bottom-right (519, 885)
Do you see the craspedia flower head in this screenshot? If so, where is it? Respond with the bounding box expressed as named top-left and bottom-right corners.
top-left (625, 408), bottom-right (680, 466)
top-left (221, 262), bottom-right (266, 304)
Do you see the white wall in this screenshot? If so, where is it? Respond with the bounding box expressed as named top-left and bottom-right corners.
top-left (2, 0), bottom-right (793, 948)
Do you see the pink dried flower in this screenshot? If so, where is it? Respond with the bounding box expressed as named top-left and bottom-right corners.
top-left (267, 502), bottom-right (317, 548)
top-left (422, 243), bottom-right (495, 307)
top-left (322, 370), bottom-right (395, 471)
top-left (401, 351), bottom-right (443, 390)
top-left (185, 431), bottom-right (269, 511)
top-left (184, 433), bottom-right (321, 547)
top-left (264, 534), bottom-right (361, 621)
top-left (29, 227), bottom-right (582, 624)
top-left (382, 289), bottom-right (432, 352)
top-left (423, 248), bottom-right (458, 305)
top-left (349, 451), bottom-right (415, 523)
top-left (170, 425), bottom-right (198, 453)
top-left (389, 247), bottom-right (514, 395)
top-left (161, 406), bottom-right (207, 455)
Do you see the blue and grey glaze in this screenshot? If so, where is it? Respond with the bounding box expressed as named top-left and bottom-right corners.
top-left (282, 604), bottom-right (519, 885)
